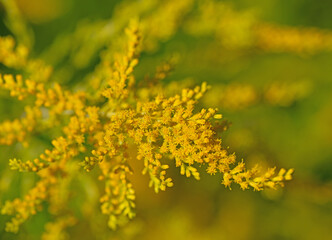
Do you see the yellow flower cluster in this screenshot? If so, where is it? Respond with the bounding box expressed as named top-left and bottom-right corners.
top-left (203, 81), bottom-right (312, 111)
top-left (1, 163), bottom-right (78, 234)
top-left (0, 36), bottom-right (28, 68)
top-left (100, 21), bottom-right (140, 102)
top-left (184, 0), bottom-right (332, 55)
top-left (264, 80), bottom-right (312, 107)
top-left (0, 21), bottom-right (294, 235)
top-left (42, 215), bottom-right (77, 240)
top-left (222, 164), bottom-right (294, 191)
top-left (99, 162), bottom-right (136, 230)
top-left (203, 83), bottom-right (258, 111)
top-left (254, 23), bottom-right (332, 54)
top-left (1, 172), bottom-right (51, 233)
top-left (0, 105), bottom-right (41, 146)
top-left (0, 36), bottom-right (52, 82)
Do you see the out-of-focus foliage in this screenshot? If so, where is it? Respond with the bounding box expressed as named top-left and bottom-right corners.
top-left (0, 0), bottom-right (331, 239)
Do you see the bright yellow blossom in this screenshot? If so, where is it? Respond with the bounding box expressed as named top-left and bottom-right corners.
top-left (0, 19), bottom-right (293, 236)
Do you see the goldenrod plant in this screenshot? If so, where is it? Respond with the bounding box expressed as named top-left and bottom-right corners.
top-left (3, 0), bottom-right (332, 239)
top-left (0, 1), bottom-right (293, 239)
top-left (0, 18), bottom-right (293, 234)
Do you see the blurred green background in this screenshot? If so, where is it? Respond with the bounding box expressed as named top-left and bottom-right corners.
top-left (1, 0), bottom-right (332, 239)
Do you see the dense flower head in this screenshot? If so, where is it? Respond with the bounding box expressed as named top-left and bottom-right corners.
top-left (0, 2), bottom-right (296, 237)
